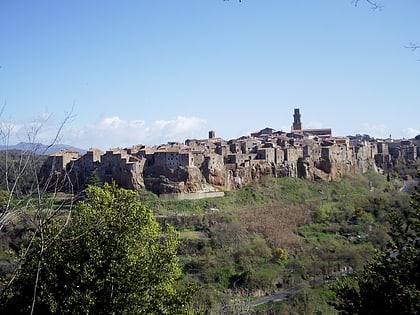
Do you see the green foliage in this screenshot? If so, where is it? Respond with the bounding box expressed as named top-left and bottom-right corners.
top-left (270, 287), bottom-right (338, 315)
top-left (0, 190), bottom-right (10, 211)
top-left (274, 247), bottom-right (288, 262)
top-left (86, 168), bottom-right (103, 187)
top-left (333, 191), bottom-right (420, 314)
top-left (0, 183), bottom-right (193, 314)
top-left (0, 151), bottom-right (47, 194)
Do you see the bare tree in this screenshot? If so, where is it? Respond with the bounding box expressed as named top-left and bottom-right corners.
top-left (0, 107), bottom-right (77, 315)
top-left (0, 108), bottom-right (76, 228)
top-left (404, 42), bottom-right (420, 61)
top-left (353, 1), bottom-right (420, 61)
top-left (405, 42), bottom-right (420, 51)
top-left (226, 0), bottom-right (381, 8)
top-left (227, 0), bottom-right (419, 61)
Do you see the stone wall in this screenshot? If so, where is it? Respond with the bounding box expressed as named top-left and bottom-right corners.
top-left (159, 191), bottom-right (225, 200)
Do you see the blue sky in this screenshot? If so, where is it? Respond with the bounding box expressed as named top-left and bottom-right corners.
top-left (0, 0), bottom-right (419, 150)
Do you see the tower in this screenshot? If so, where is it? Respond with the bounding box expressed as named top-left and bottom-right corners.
top-left (292, 108), bottom-right (302, 131)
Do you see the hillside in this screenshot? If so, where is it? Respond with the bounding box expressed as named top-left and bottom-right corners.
top-left (0, 169), bottom-right (416, 314)
top-left (141, 171), bottom-right (414, 313)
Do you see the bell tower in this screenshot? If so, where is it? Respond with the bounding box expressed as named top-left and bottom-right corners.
top-left (292, 108), bottom-right (302, 131)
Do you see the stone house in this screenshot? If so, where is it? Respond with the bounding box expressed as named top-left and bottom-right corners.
top-left (241, 138), bottom-right (261, 154)
top-left (154, 150), bottom-right (193, 169)
top-left (43, 150), bottom-right (80, 173)
top-left (257, 147), bottom-right (276, 163)
top-left (100, 149), bottom-right (145, 189)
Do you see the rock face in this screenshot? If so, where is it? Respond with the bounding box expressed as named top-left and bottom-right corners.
top-left (143, 165), bottom-right (216, 195)
top-left (201, 155), bottom-right (227, 189)
top-left (296, 143), bottom-right (376, 181)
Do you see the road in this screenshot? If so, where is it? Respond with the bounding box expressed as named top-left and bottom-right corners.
top-left (249, 287), bottom-right (302, 307)
top-left (248, 271), bottom-right (351, 307)
top-left (400, 179), bottom-right (418, 193)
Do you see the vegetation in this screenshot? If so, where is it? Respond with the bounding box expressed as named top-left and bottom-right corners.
top-left (0, 183), bottom-right (193, 314)
top-left (0, 150), bottom-right (47, 195)
top-left (138, 172), bottom-right (415, 313)
top-left (332, 190), bottom-right (420, 315)
top-left (0, 161), bottom-right (418, 314)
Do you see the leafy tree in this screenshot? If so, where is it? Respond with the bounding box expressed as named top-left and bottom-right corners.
top-left (86, 168), bottom-right (103, 187)
top-left (0, 183), bottom-right (193, 314)
top-left (333, 191), bottom-right (420, 314)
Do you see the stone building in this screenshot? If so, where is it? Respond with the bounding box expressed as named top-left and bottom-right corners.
top-left (67, 148), bottom-right (103, 190)
top-left (292, 108), bottom-right (302, 131)
top-left (43, 150), bottom-right (80, 173)
top-left (154, 150), bottom-right (193, 169)
top-left (240, 138), bottom-right (261, 154)
top-left (39, 150), bottom-right (80, 190)
top-left (99, 149), bottom-right (145, 190)
top-left (257, 147), bottom-right (276, 163)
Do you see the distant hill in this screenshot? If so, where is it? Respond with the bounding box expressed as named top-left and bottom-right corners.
top-left (0, 142), bottom-right (87, 155)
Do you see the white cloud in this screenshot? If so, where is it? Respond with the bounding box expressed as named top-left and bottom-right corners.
top-left (90, 116), bottom-right (145, 131)
top-left (153, 116), bottom-right (206, 142)
top-left (404, 127), bottom-right (420, 138)
top-left (357, 123), bottom-right (388, 138)
top-left (2, 112), bottom-right (77, 145)
top-left (62, 115), bottom-right (207, 150)
top-left (0, 116), bottom-right (60, 145)
top-left (0, 121), bottom-right (24, 144)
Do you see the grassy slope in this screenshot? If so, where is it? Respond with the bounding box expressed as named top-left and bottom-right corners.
top-left (142, 171), bottom-right (411, 313)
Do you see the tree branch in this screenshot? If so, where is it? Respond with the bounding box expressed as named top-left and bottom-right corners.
top-left (353, 0), bottom-right (382, 10)
top-left (404, 42), bottom-right (420, 52)
top-left (404, 42), bottom-right (420, 61)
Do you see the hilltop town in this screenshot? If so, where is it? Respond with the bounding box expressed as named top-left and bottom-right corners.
top-left (41, 109), bottom-right (420, 198)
